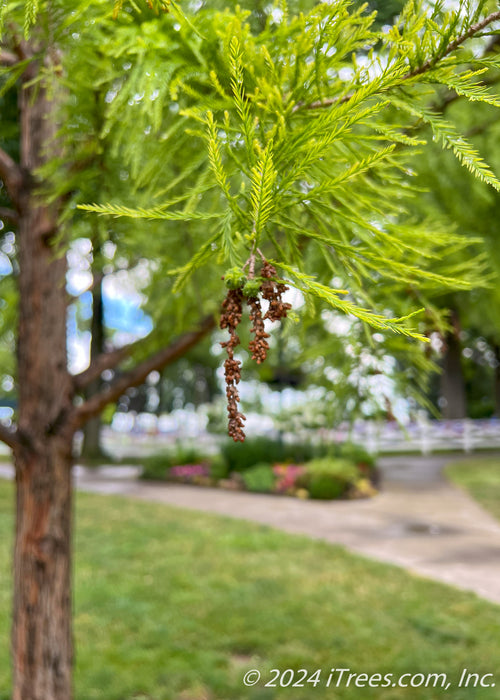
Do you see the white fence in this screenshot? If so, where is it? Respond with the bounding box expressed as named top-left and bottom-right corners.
top-left (102, 415), bottom-right (500, 456)
top-left (329, 418), bottom-right (500, 455)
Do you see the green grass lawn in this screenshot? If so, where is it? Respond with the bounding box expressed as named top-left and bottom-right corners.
top-left (446, 457), bottom-right (500, 521)
top-left (1, 479), bottom-right (500, 699)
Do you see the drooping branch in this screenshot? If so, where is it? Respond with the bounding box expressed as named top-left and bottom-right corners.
top-left (0, 147), bottom-right (24, 208)
top-left (428, 72), bottom-right (500, 116)
top-left (297, 10), bottom-right (500, 112)
top-left (0, 423), bottom-right (19, 450)
top-left (74, 315), bottom-right (216, 425)
top-left (0, 207), bottom-right (19, 226)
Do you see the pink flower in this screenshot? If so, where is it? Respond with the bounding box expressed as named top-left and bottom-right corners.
top-left (169, 463), bottom-right (210, 479)
top-left (272, 464), bottom-right (305, 492)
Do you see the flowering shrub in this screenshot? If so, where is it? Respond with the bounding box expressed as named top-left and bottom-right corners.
top-left (140, 444), bottom-right (377, 501)
top-left (273, 464), bottom-right (306, 493)
top-left (140, 447), bottom-right (211, 480)
top-left (168, 463), bottom-right (211, 479)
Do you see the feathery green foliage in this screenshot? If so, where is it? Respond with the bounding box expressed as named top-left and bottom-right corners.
top-left (4, 0), bottom-right (500, 381)
top-left (23, 0), bottom-right (39, 37)
top-left (249, 141), bottom-right (277, 241)
top-left (78, 202), bottom-right (222, 222)
top-left (82, 0), bottom-right (500, 341)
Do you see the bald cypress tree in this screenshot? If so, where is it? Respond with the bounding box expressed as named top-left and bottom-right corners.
top-left (2, 1), bottom-right (500, 697)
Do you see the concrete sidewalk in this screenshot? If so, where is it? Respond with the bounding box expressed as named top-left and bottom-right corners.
top-left (2, 455), bottom-right (500, 604)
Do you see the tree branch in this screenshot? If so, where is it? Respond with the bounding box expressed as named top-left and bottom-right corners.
top-left (0, 207), bottom-right (19, 226)
top-left (428, 73), bottom-right (500, 116)
top-left (0, 147), bottom-right (24, 208)
top-left (296, 10), bottom-right (500, 112)
top-left (74, 315), bottom-right (216, 426)
top-left (3, 24), bottom-right (33, 63)
top-left (72, 340), bottom-right (138, 392)
top-left (0, 49), bottom-right (18, 66)
top-left (0, 423), bottom-right (19, 450)
top-left (407, 10), bottom-right (500, 79)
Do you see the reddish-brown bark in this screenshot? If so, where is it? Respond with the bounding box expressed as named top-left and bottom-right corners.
top-left (12, 438), bottom-right (73, 700)
top-left (9, 47), bottom-right (76, 700)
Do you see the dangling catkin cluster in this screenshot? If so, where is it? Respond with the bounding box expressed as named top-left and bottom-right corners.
top-left (261, 261), bottom-right (292, 322)
top-left (220, 259), bottom-right (292, 441)
top-left (248, 296), bottom-right (269, 364)
top-left (220, 288), bottom-right (246, 442)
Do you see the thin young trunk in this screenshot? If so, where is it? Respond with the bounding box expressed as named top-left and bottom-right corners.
top-left (11, 51), bottom-right (75, 700)
top-left (440, 311), bottom-right (467, 419)
top-left (81, 411), bottom-right (103, 459)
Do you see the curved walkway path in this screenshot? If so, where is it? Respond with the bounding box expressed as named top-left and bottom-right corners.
top-left (2, 455), bottom-right (500, 604)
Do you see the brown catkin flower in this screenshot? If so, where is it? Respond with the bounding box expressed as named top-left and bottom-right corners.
top-left (220, 258), bottom-right (294, 442)
top-left (247, 296), bottom-right (270, 364)
top-left (220, 287), bottom-right (246, 442)
top-left (260, 261), bottom-right (292, 322)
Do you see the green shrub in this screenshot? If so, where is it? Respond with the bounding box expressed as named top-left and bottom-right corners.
top-left (296, 458), bottom-right (359, 500)
top-left (140, 453), bottom-right (171, 480)
top-left (221, 438), bottom-right (285, 472)
top-left (241, 463), bottom-right (276, 493)
top-left (308, 473), bottom-right (346, 500)
top-left (209, 457), bottom-right (230, 481)
top-left (221, 437), bottom-right (329, 472)
top-left (168, 445), bottom-right (210, 466)
top-left (305, 458), bottom-right (359, 481)
top-left (140, 446), bottom-right (210, 480)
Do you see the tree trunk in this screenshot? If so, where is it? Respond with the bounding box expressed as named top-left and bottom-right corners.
top-left (11, 52), bottom-right (75, 700)
top-left (12, 205), bottom-right (75, 698)
top-left (440, 311), bottom-right (467, 419)
top-left (12, 438), bottom-right (73, 700)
